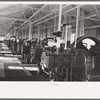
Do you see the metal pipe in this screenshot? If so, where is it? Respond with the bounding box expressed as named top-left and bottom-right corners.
top-left (13, 28), bottom-right (16, 36)
top-left (29, 22), bottom-right (32, 40)
top-left (22, 27), bottom-right (24, 39)
top-left (94, 5), bottom-right (100, 19)
top-left (16, 9), bottom-right (98, 32)
top-left (56, 4), bottom-right (62, 54)
top-left (58, 4), bottom-right (62, 31)
top-left (33, 5), bottom-right (79, 26)
top-left (22, 5), bottom-right (84, 29)
top-left (17, 4), bottom-right (47, 29)
top-left (38, 25), bottom-right (40, 40)
top-left (74, 5), bottom-right (80, 48)
top-left (64, 25), bottom-right (72, 50)
top-left (32, 5), bottom-right (70, 25)
top-left (54, 11), bottom-right (57, 32)
top-left (64, 25), bottom-right (68, 50)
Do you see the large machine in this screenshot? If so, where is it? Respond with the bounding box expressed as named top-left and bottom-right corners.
top-left (72, 35), bottom-right (100, 81)
top-left (40, 30), bottom-right (74, 81)
top-left (4, 33), bottom-right (100, 81)
top-left (40, 33), bottom-right (100, 81)
top-left (29, 38), bottom-right (42, 64)
top-left (0, 38), bottom-right (40, 81)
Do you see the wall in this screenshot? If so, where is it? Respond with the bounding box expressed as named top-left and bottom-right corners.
top-left (85, 28), bottom-right (100, 40)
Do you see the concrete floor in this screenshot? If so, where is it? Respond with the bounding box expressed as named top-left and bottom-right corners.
top-left (0, 43), bottom-right (49, 81)
top-left (0, 57), bottom-right (49, 81)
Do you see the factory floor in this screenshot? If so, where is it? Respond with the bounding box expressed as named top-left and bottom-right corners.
top-left (0, 72), bottom-right (49, 81)
top-left (0, 57), bottom-right (49, 81)
top-left (0, 54), bottom-right (49, 81)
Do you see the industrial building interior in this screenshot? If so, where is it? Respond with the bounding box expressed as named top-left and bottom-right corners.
top-left (0, 4), bottom-right (100, 81)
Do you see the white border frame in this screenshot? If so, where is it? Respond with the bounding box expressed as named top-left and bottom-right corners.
top-left (0, 1), bottom-right (100, 99)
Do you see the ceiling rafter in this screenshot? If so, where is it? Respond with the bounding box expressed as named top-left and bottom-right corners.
top-left (33, 5), bottom-right (82, 26)
top-left (32, 4), bottom-right (70, 25)
top-left (17, 4), bottom-right (48, 29)
top-left (93, 5), bottom-right (100, 19)
top-left (27, 6), bottom-right (52, 13)
top-left (29, 4), bottom-right (48, 20)
top-left (6, 6), bottom-right (28, 33)
top-left (19, 5), bottom-right (29, 19)
top-left (49, 4), bottom-right (53, 11)
top-left (85, 24), bottom-right (100, 29)
top-left (2, 4), bottom-right (100, 36)
top-left (0, 14), bottom-right (30, 22)
top-left (0, 5), bottom-right (29, 29)
top-left (0, 5), bottom-right (22, 13)
top-left (7, 10), bottom-right (23, 17)
top-left (0, 5), bottom-right (16, 12)
top-left (22, 5), bottom-right (72, 28)
top-left (0, 21), bottom-right (13, 29)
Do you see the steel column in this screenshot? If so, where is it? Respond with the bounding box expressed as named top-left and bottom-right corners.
top-left (75, 5), bottom-right (80, 48)
top-left (38, 25), bottom-right (40, 40)
top-left (58, 4), bottom-right (62, 31)
top-left (79, 9), bottom-right (85, 37)
top-left (29, 22), bottom-right (32, 40)
top-left (64, 25), bottom-right (72, 50)
top-left (56, 4), bottom-right (62, 54)
top-left (64, 25), bottom-right (68, 50)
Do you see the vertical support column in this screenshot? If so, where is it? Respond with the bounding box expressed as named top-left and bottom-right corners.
top-left (48, 26), bottom-right (50, 37)
top-left (22, 27), bottom-right (23, 39)
top-left (64, 25), bottom-right (72, 50)
top-left (17, 30), bottom-right (18, 38)
top-left (58, 4), bottom-right (62, 31)
top-left (67, 26), bottom-right (72, 46)
top-left (54, 11), bottom-right (57, 32)
top-left (25, 27), bottom-right (27, 39)
top-left (79, 9), bottom-right (85, 37)
top-left (18, 30), bottom-right (20, 38)
top-left (56, 4), bottom-right (62, 53)
top-left (16, 30), bottom-right (18, 38)
top-left (20, 29), bottom-right (22, 39)
top-left (38, 25), bottom-right (40, 40)
top-left (22, 27), bottom-right (25, 39)
top-left (23, 27), bottom-right (25, 39)
top-left (11, 30), bottom-right (13, 36)
top-left (29, 22), bottom-right (32, 40)
top-left (64, 25), bottom-right (68, 50)
top-left (14, 28), bottom-right (16, 36)
top-left (75, 5), bottom-right (80, 48)
top-left (19, 30), bottom-right (21, 39)
top-left (19, 29), bottom-right (21, 39)
top-left (21, 29), bottom-right (22, 39)
top-left (45, 28), bottom-right (47, 38)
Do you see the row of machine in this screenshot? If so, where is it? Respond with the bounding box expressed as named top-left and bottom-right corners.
top-left (0, 38), bottom-right (39, 81)
top-left (4, 29), bottom-right (100, 81)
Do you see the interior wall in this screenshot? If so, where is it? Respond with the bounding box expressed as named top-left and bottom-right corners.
top-left (85, 28), bottom-right (100, 40)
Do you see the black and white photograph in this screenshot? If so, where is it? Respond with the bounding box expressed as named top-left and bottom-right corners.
top-left (1, 1), bottom-right (100, 99)
top-left (0, 2), bottom-right (100, 82)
